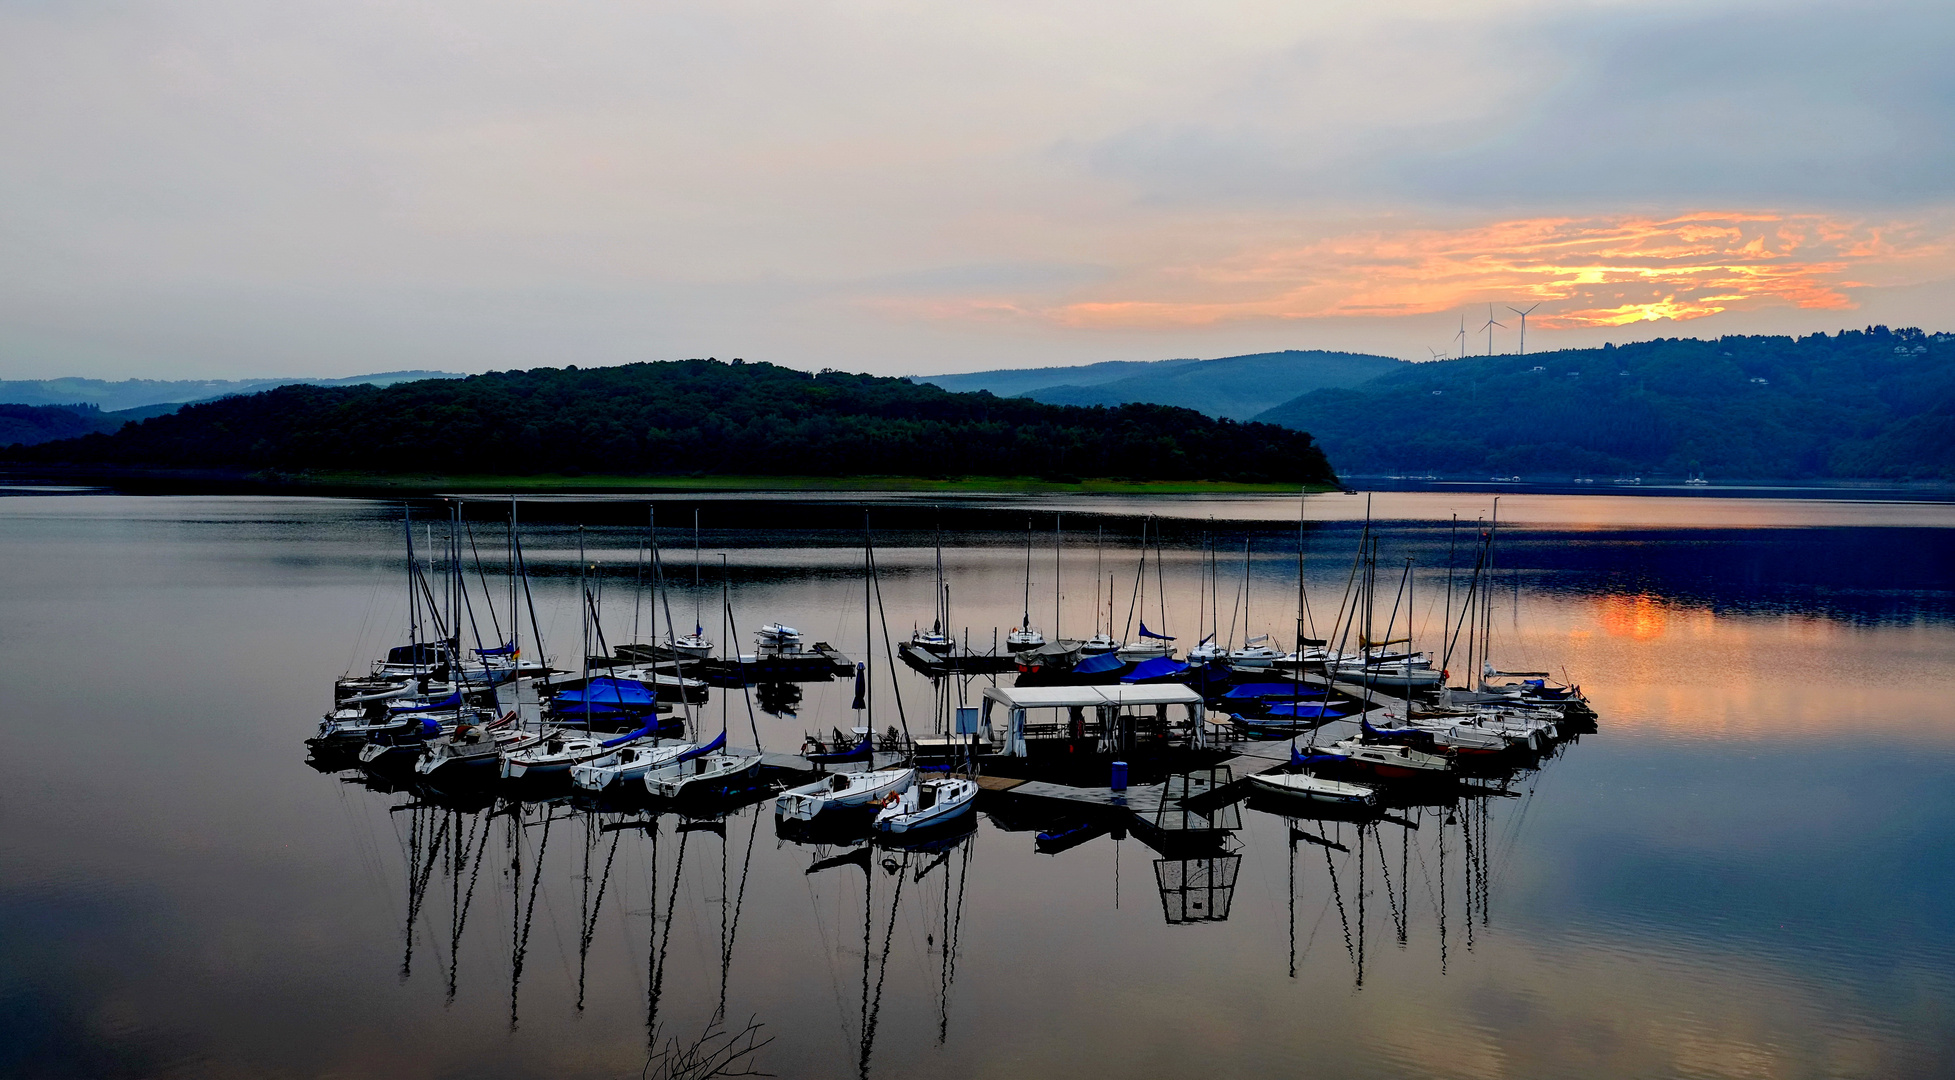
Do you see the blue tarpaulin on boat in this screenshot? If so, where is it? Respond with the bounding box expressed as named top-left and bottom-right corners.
top-left (1263, 702), bottom-right (1344, 718)
top-left (1291, 747), bottom-right (1348, 769)
top-left (474, 640), bottom-right (518, 656)
top-left (555, 678), bottom-right (658, 709)
top-left (1122, 656), bottom-right (1188, 682)
top-left (1074, 652), bottom-right (1125, 674)
top-left (1137, 622), bottom-right (1174, 641)
top-left (1224, 683), bottom-right (1325, 700)
top-left (676, 731), bottom-right (726, 763)
top-left (1361, 716), bottom-right (1424, 739)
top-left (599, 719), bottom-right (661, 748)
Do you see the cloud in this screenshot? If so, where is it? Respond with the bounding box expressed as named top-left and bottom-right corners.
top-left (0, 0), bottom-right (1950, 377)
top-left (902, 210), bottom-right (1953, 331)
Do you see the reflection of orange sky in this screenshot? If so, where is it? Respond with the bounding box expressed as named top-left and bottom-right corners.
top-left (969, 211), bottom-right (1950, 331)
top-left (1540, 594), bottom-right (1955, 742)
top-left (1597, 594), bottom-right (1669, 641)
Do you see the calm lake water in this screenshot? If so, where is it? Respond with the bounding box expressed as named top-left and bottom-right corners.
top-left (2, 490), bottom-right (1952, 1080)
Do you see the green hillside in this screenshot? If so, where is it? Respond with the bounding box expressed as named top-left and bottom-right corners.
top-left (1252, 327), bottom-right (1955, 480)
top-left (7, 359), bottom-right (1336, 486)
top-left (921, 349), bottom-right (1404, 420)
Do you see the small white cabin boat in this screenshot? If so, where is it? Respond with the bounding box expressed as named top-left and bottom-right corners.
top-left (873, 775), bottom-right (977, 833)
top-left (775, 767), bottom-right (916, 821)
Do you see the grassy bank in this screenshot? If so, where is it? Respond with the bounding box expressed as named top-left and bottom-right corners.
top-left (1, 465), bottom-right (1333, 496)
top-left (278, 471), bottom-right (1330, 495)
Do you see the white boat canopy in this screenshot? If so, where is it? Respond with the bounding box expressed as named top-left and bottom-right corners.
top-left (981, 684), bottom-right (1207, 756)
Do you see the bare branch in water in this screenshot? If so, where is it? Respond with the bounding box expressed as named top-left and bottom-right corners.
top-left (641, 1016), bottom-right (773, 1080)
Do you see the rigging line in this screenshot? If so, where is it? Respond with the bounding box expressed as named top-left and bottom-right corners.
top-left (864, 536), bottom-right (912, 745)
top-left (721, 584), bottom-right (766, 752)
top-left (650, 507), bottom-right (698, 739)
top-left (465, 516), bottom-right (504, 647)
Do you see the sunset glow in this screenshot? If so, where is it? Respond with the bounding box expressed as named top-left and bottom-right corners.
top-left (1036, 212), bottom-right (1951, 333)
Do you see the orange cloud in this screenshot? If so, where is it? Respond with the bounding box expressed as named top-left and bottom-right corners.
top-left (908, 211), bottom-right (1952, 332)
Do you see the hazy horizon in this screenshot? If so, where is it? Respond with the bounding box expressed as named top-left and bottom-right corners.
top-left (3, 0), bottom-right (1951, 381)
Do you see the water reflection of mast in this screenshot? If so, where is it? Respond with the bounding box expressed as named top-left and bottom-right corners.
top-left (860, 857), bottom-right (905, 1080)
top-left (715, 808), bottom-right (761, 1027)
top-left (449, 805), bottom-right (495, 1002)
top-left (398, 802), bottom-right (450, 980)
top-left (575, 809), bottom-right (623, 1013)
top-left (647, 818), bottom-right (692, 1046)
top-left (509, 802), bottom-right (555, 1031)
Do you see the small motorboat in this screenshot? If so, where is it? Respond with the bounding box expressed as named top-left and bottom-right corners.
top-left (909, 627), bottom-right (955, 655)
top-left (873, 775), bottom-right (977, 834)
top-left (1006, 626), bottom-right (1046, 652)
top-left (776, 767), bottom-right (916, 822)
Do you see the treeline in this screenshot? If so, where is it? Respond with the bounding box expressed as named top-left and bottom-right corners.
top-left (6, 359), bottom-right (1337, 485)
top-left (1253, 326), bottom-right (1955, 480)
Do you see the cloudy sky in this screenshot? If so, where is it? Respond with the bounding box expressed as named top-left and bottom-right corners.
top-left (2, 0), bottom-right (1950, 379)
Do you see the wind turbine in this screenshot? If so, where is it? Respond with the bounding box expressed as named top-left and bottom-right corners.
top-left (1428, 346), bottom-right (1448, 361)
top-left (1481, 303), bottom-right (1505, 357)
top-left (1508, 303), bottom-right (1540, 356)
top-left (1455, 314), bottom-right (1469, 358)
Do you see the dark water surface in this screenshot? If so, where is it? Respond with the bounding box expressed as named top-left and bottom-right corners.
top-left (2, 492), bottom-right (1953, 1080)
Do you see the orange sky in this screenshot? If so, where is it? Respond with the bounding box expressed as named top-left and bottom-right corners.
top-left (1044, 212), bottom-right (1953, 334)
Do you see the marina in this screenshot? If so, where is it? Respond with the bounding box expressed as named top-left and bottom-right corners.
top-left (3, 490), bottom-right (1951, 1079)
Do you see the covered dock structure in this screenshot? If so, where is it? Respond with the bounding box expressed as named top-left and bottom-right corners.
top-left (980, 684), bottom-right (1208, 758)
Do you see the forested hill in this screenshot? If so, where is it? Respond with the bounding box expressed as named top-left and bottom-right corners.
top-left (5, 359), bottom-right (1336, 485)
top-left (921, 349), bottom-right (1404, 421)
top-left (1252, 327), bottom-right (1955, 480)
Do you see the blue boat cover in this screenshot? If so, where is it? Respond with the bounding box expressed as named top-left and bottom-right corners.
top-left (1123, 656), bottom-right (1188, 682)
top-left (599, 719), bottom-right (662, 748)
top-left (1361, 716), bottom-right (1424, 739)
top-left (675, 731), bottom-right (727, 763)
top-left (1224, 683), bottom-right (1325, 700)
top-left (851, 663), bottom-right (866, 711)
top-left (1074, 652), bottom-right (1125, 674)
top-left (1262, 702), bottom-right (1344, 719)
top-left (556, 678), bottom-right (659, 708)
top-left (1137, 622), bottom-right (1174, 641)
top-left (1291, 747), bottom-right (1348, 769)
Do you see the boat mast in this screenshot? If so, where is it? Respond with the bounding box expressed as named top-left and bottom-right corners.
top-left (1021, 518), bottom-right (1033, 632)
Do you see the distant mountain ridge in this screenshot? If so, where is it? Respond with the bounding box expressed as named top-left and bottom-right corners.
top-left (0, 371), bottom-right (459, 412)
top-left (1252, 328), bottom-right (1955, 480)
top-left (918, 350), bottom-right (1405, 420)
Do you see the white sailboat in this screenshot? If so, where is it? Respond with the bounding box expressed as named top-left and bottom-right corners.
top-left (873, 775), bottom-right (977, 833)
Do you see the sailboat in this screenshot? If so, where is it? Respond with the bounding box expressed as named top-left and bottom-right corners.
top-left (1116, 519), bottom-right (1175, 661)
top-left (910, 524), bottom-right (956, 655)
top-left (777, 522), bottom-right (916, 823)
top-left (1006, 519), bottom-right (1046, 652)
top-left (1248, 768), bottom-right (1379, 808)
top-left (645, 561), bottom-right (763, 800)
top-left (1080, 527), bottom-right (1123, 655)
top-left (668, 510), bottom-right (714, 658)
top-left (873, 773), bottom-right (977, 834)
